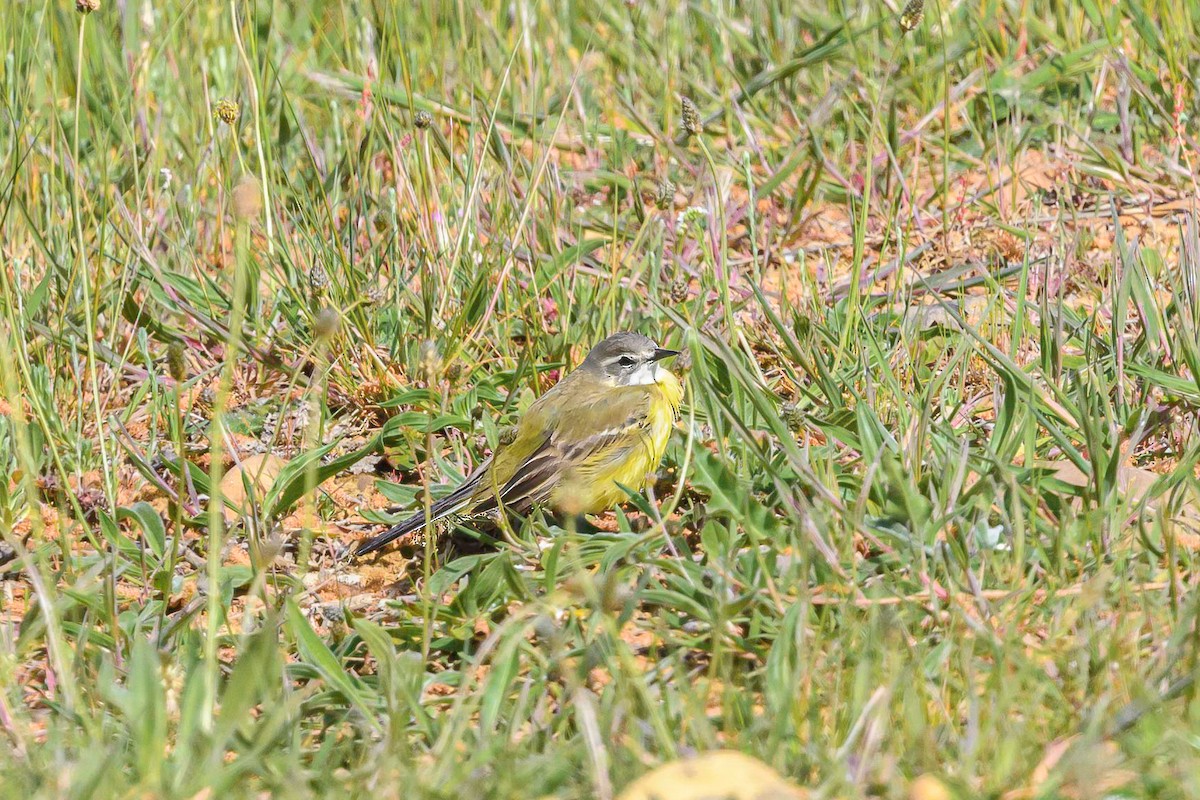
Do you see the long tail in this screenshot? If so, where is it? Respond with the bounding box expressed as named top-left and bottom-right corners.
top-left (354, 475), bottom-right (480, 557)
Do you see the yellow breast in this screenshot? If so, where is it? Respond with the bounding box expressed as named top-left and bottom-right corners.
top-left (645, 369), bottom-right (682, 464)
top-left (554, 370), bottom-right (682, 514)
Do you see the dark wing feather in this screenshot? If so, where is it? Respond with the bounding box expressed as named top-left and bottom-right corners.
top-left (471, 410), bottom-right (651, 517)
top-left (357, 383), bottom-right (657, 556)
top-left (469, 438), bottom-right (558, 517)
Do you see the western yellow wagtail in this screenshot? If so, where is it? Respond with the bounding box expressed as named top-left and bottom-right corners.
top-left (355, 332), bottom-right (682, 556)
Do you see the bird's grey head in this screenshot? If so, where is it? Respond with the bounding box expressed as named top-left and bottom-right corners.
top-left (581, 332), bottom-right (679, 386)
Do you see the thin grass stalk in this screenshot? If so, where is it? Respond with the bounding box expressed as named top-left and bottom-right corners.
top-left (229, 0), bottom-right (275, 254)
top-left (70, 7), bottom-right (124, 663)
top-left (201, 185), bottom-right (255, 732)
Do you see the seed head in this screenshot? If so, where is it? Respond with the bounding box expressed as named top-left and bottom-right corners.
top-left (414, 110), bottom-right (433, 130)
top-left (76, 0), bottom-right (100, 13)
top-left (792, 314), bottom-right (813, 344)
top-left (781, 401), bottom-right (805, 432)
top-left (669, 275), bottom-right (689, 303)
top-left (308, 263), bottom-right (329, 296)
top-left (556, 492), bottom-right (585, 517)
top-left (677, 205), bottom-right (710, 234)
top-left (232, 176), bottom-right (261, 218)
top-left (681, 96), bottom-right (702, 137)
top-left (418, 339), bottom-right (441, 383)
top-left (167, 341), bottom-right (187, 382)
top-left (899, 0), bottom-right (924, 33)
top-left (497, 425), bottom-right (518, 446)
top-left (654, 179), bottom-right (676, 210)
top-left (313, 307), bottom-right (340, 339)
top-left (213, 99), bottom-right (240, 125)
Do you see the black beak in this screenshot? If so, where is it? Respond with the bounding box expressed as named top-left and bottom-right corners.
top-left (650, 347), bottom-right (680, 362)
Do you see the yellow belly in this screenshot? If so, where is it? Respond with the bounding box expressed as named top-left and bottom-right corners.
top-left (551, 371), bottom-right (682, 514)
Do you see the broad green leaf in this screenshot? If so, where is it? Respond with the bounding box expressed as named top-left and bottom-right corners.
top-left (284, 600), bottom-right (381, 731)
top-left (117, 502), bottom-right (167, 558)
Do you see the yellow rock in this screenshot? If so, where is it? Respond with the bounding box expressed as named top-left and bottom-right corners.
top-left (616, 750), bottom-right (807, 800)
top-left (909, 774), bottom-right (952, 800)
top-left (219, 453), bottom-right (286, 520)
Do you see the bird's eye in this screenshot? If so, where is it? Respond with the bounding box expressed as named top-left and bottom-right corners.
top-left (617, 356), bottom-right (636, 367)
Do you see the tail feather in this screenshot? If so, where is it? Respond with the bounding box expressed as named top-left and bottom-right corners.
top-left (355, 466), bottom-right (490, 557)
top-left (354, 493), bottom-right (468, 557)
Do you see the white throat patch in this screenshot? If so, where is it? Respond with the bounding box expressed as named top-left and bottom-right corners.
top-left (624, 361), bottom-right (661, 386)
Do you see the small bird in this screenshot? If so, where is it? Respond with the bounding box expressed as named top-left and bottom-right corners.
top-left (355, 332), bottom-right (682, 556)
